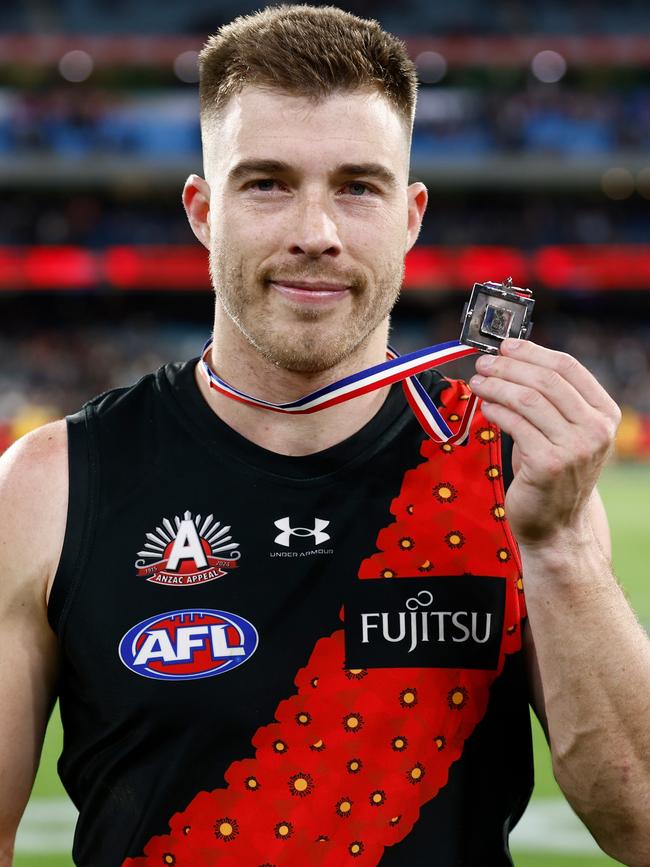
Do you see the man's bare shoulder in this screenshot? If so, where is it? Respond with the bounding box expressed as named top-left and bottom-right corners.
top-left (0, 420), bottom-right (68, 605)
top-left (0, 419), bottom-right (68, 498)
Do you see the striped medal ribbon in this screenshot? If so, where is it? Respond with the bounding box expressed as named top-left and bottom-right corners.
top-left (199, 338), bottom-right (480, 444)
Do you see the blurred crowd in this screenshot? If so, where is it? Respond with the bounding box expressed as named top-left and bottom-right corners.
top-left (0, 326), bottom-right (197, 451)
top-left (0, 89), bottom-right (199, 160)
top-left (415, 85), bottom-right (650, 158)
top-left (1, 319), bottom-right (649, 458)
top-left (0, 191), bottom-right (193, 247)
top-left (2, 0), bottom-right (650, 35)
top-left (2, 84), bottom-right (650, 161)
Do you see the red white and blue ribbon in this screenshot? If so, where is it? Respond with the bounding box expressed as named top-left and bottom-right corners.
top-left (199, 338), bottom-right (480, 444)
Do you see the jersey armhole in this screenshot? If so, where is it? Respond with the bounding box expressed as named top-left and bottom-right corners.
top-left (47, 404), bottom-right (99, 638)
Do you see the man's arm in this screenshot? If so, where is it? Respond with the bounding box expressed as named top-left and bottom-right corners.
top-left (469, 339), bottom-right (650, 867)
top-left (522, 489), bottom-right (650, 862)
top-left (0, 421), bottom-right (67, 864)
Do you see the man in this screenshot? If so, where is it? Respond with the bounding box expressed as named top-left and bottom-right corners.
top-left (1, 5), bottom-right (649, 866)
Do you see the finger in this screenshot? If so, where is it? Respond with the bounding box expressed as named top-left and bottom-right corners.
top-left (496, 339), bottom-right (619, 417)
top-left (482, 399), bottom-right (608, 504)
top-left (474, 353), bottom-right (596, 428)
top-left (480, 400), bottom-right (553, 467)
top-left (471, 375), bottom-right (571, 447)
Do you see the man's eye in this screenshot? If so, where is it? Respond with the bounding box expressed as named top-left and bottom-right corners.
top-left (251, 179), bottom-right (278, 192)
top-left (345, 182), bottom-right (371, 196)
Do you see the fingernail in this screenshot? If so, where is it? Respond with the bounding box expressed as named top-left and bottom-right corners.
top-left (503, 338), bottom-right (521, 351)
top-left (476, 354), bottom-right (495, 370)
top-left (470, 374), bottom-right (485, 388)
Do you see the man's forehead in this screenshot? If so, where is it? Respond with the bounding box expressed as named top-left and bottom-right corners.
top-left (220, 84), bottom-right (401, 126)
top-left (204, 85), bottom-right (410, 174)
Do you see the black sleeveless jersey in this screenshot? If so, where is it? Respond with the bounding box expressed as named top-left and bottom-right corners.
top-left (48, 358), bottom-right (532, 867)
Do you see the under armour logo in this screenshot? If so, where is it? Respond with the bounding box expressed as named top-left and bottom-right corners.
top-left (274, 517), bottom-right (331, 548)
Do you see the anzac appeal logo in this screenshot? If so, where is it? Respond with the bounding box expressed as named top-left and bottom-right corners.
top-left (119, 609), bottom-right (259, 681)
top-left (135, 511), bottom-right (240, 586)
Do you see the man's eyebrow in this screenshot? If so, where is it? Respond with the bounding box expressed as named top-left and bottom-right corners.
top-left (227, 159), bottom-right (293, 183)
top-left (226, 158), bottom-right (399, 188)
top-left (336, 163), bottom-right (398, 188)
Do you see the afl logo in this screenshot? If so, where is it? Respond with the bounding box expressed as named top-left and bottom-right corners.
top-left (119, 609), bottom-right (258, 681)
top-left (135, 511), bottom-right (241, 586)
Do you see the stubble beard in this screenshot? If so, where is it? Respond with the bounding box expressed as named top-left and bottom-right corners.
top-left (209, 249), bottom-right (404, 374)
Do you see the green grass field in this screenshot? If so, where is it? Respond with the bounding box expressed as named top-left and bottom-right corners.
top-left (14, 462), bottom-right (650, 866)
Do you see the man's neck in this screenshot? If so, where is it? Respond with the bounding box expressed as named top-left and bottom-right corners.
top-left (194, 319), bottom-right (391, 457)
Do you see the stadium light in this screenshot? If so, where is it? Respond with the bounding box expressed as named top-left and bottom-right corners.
top-left (531, 50), bottom-right (567, 83)
top-left (58, 50), bottom-right (94, 83)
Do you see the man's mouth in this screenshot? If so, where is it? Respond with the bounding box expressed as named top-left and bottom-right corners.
top-left (269, 279), bottom-right (351, 304)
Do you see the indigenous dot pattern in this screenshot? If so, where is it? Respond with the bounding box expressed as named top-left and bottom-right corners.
top-left (344, 669), bottom-right (368, 681)
top-left (123, 380), bottom-right (525, 867)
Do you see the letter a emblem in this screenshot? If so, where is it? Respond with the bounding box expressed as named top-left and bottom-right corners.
top-left (166, 519), bottom-right (209, 571)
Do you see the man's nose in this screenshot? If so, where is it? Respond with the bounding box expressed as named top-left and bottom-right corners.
top-left (288, 194), bottom-right (342, 258)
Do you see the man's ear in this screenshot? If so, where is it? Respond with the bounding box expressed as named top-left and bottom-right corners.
top-left (405, 181), bottom-right (428, 252)
top-left (182, 175), bottom-right (211, 250)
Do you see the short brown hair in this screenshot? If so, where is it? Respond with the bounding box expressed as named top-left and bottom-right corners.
top-left (198, 4), bottom-right (417, 131)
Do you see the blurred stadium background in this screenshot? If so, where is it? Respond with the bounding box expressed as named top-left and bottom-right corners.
top-left (1, 0), bottom-right (649, 865)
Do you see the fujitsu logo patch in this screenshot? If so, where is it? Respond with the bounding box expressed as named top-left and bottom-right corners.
top-left (119, 609), bottom-right (258, 681)
top-left (345, 576), bottom-right (506, 670)
top-left (135, 512), bottom-right (240, 586)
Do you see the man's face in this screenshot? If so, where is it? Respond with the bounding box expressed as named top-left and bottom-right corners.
top-left (192, 86), bottom-right (426, 373)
